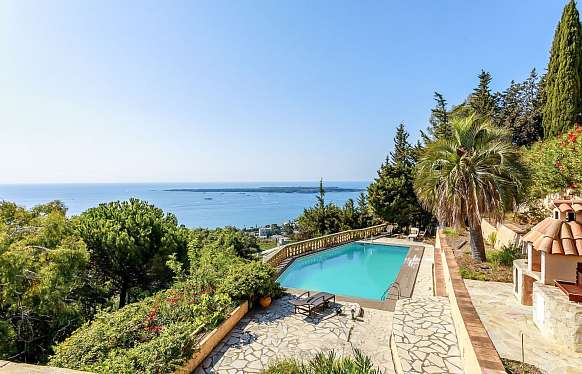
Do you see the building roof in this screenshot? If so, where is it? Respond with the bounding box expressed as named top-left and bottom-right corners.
top-left (553, 199), bottom-right (582, 212)
top-left (523, 217), bottom-right (582, 255)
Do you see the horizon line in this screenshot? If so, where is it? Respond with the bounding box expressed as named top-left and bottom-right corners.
top-left (0, 179), bottom-right (372, 186)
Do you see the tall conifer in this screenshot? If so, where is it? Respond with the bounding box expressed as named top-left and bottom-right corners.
top-left (469, 70), bottom-right (498, 119)
top-left (422, 92), bottom-right (452, 143)
top-left (543, 0), bottom-right (582, 136)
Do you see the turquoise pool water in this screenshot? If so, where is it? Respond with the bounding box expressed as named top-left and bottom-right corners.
top-left (277, 242), bottom-right (409, 300)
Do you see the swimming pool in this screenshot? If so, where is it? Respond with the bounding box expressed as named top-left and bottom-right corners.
top-left (277, 242), bottom-right (409, 300)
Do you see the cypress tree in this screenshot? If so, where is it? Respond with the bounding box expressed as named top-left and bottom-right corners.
top-left (543, 0), bottom-right (582, 137)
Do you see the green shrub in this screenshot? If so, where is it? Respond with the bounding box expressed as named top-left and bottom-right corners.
top-left (488, 244), bottom-right (524, 266)
top-left (459, 267), bottom-right (488, 281)
top-left (263, 359), bottom-right (303, 374)
top-left (442, 227), bottom-right (459, 238)
top-left (219, 260), bottom-right (283, 301)
top-left (525, 124), bottom-right (582, 198)
top-left (262, 350), bottom-right (382, 374)
top-left (50, 281), bottom-right (233, 374)
top-left (486, 232), bottom-right (497, 246)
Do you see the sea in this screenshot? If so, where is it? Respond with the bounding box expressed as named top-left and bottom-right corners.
top-left (0, 182), bottom-right (368, 229)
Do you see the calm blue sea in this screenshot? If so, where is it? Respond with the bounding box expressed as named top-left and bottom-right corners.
top-left (0, 182), bottom-right (368, 229)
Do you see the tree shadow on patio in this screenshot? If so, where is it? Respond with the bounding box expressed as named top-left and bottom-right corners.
top-left (251, 294), bottom-right (344, 326)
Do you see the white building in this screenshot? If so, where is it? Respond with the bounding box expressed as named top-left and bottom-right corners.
top-left (257, 227), bottom-right (272, 238)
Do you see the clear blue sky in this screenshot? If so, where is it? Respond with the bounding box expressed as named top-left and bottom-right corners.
top-left (0, 0), bottom-right (566, 183)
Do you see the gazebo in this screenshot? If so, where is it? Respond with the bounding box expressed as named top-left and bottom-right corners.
top-left (513, 199), bottom-right (582, 352)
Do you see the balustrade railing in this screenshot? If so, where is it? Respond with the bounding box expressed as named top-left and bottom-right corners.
top-left (265, 223), bottom-right (388, 268)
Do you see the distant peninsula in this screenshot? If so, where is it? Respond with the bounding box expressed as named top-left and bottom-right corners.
top-left (163, 186), bottom-right (364, 194)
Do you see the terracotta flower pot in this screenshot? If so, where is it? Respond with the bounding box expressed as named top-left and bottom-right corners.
top-left (259, 296), bottom-right (272, 308)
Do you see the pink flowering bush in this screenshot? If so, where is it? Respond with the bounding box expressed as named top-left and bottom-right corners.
top-left (526, 125), bottom-right (582, 198)
top-left (49, 280), bottom-right (232, 374)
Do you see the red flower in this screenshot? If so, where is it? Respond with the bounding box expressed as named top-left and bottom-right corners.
top-left (554, 161), bottom-right (562, 169)
top-left (568, 132), bottom-right (577, 142)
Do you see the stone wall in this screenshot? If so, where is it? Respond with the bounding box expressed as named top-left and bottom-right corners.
top-left (532, 282), bottom-right (582, 352)
top-left (175, 301), bottom-right (249, 373)
top-left (481, 219), bottom-right (527, 250)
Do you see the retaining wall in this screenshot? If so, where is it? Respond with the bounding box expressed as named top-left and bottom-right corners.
top-left (175, 301), bottom-right (249, 373)
top-left (436, 231), bottom-right (506, 374)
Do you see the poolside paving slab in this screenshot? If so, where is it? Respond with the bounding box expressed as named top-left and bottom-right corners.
top-left (195, 294), bottom-right (395, 374)
top-left (392, 296), bottom-right (463, 374)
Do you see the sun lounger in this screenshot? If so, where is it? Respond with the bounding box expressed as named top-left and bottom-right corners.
top-left (288, 291), bottom-right (336, 316)
top-left (407, 227), bottom-right (419, 241)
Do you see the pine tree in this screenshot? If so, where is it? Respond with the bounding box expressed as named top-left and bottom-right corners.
top-left (497, 69), bottom-right (543, 146)
top-left (369, 124), bottom-right (422, 228)
top-left (469, 70), bottom-right (498, 119)
top-left (421, 92), bottom-right (452, 144)
top-left (543, 0), bottom-right (582, 137)
top-left (430, 92), bottom-right (451, 138)
top-left (356, 192), bottom-right (372, 228)
top-left (390, 123), bottom-right (413, 167)
top-left (519, 69), bottom-right (544, 145)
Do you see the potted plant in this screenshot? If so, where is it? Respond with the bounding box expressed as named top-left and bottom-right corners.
top-left (258, 282), bottom-right (274, 308)
top-left (259, 295), bottom-right (272, 308)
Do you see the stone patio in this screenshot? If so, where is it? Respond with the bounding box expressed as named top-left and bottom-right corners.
top-left (392, 297), bottom-right (463, 374)
top-left (196, 239), bottom-right (451, 374)
top-left (195, 295), bottom-right (395, 373)
top-left (465, 279), bottom-right (582, 374)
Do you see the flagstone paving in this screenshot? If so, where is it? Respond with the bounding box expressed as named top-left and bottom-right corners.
top-left (194, 295), bottom-right (395, 374)
top-left (392, 297), bottom-right (463, 374)
top-left (465, 279), bottom-right (582, 374)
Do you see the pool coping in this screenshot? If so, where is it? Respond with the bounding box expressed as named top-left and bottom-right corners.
top-left (279, 242), bottom-right (424, 311)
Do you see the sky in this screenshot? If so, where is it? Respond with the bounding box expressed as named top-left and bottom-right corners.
top-left (0, 0), bottom-right (567, 183)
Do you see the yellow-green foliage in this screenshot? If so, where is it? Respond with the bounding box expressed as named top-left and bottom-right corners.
top-left (0, 201), bottom-right (90, 362)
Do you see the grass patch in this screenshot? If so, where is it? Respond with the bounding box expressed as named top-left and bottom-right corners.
top-left (442, 227), bottom-right (460, 238)
top-left (258, 239), bottom-right (278, 251)
top-left (502, 358), bottom-right (545, 374)
top-left (457, 252), bottom-right (513, 283)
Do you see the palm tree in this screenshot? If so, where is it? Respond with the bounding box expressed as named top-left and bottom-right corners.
top-left (414, 115), bottom-right (526, 261)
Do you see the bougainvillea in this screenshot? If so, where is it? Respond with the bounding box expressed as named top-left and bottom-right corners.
top-left (49, 281), bottom-right (232, 374)
top-left (526, 125), bottom-right (582, 198)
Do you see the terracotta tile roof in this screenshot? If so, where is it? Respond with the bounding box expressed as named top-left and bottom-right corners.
top-left (558, 203), bottom-right (574, 212)
top-left (553, 199), bottom-right (582, 212)
top-left (523, 217), bottom-right (582, 255)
